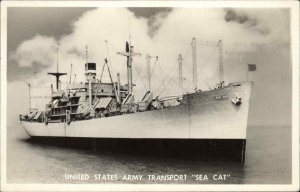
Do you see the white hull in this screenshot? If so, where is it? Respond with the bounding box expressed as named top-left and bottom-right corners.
top-left (21, 82), bottom-right (253, 139)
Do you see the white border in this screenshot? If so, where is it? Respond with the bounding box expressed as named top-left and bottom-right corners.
top-left (1, 1), bottom-right (299, 191)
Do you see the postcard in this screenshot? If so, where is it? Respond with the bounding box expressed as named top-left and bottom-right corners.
top-left (1, 1), bottom-right (299, 191)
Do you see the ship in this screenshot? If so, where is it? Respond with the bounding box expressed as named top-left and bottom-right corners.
top-left (19, 38), bottom-right (253, 163)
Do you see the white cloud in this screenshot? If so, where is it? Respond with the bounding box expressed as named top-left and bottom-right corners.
top-left (12, 35), bottom-right (57, 67)
top-left (10, 8), bottom-right (290, 107)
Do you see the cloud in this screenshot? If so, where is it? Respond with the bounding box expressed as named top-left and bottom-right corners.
top-left (10, 8), bottom-right (290, 102)
top-left (224, 9), bottom-right (256, 25)
top-left (147, 10), bottom-right (171, 37)
top-left (11, 35), bottom-right (57, 68)
top-left (224, 9), bottom-right (271, 35)
top-left (224, 8), bottom-right (290, 39)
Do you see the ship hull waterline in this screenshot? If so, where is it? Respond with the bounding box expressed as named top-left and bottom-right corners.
top-left (28, 137), bottom-right (247, 162)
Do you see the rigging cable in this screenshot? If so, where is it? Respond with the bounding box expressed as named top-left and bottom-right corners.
top-left (105, 40), bottom-right (114, 76)
top-left (198, 45), bottom-right (217, 70)
top-left (154, 42), bottom-right (191, 95)
top-left (153, 58), bottom-right (167, 95)
top-left (105, 39), bottom-right (127, 84)
top-left (99, 60), bottom-right (106, 83)
top-left (132, 61), bottom-right (148, 90)
top-left (156, 66), bottom-right (179, 96)
top-left (150, 57), bottom-right (159, 79)
top-left (94, 60), bottom-right (114, 101)
top-left (105, 40), bottom-right (120, 55)
top-left (181, 43), bottom-right (218, 92)
top-left (159, 69), bottom-right (181, 96)
top-left (94, 60), bottom-right (107, 101)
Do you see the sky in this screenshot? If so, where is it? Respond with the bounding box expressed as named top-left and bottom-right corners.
top-left (6, 7), bottom-right (291, 126)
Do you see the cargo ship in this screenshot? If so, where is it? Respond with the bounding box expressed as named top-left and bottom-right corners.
top-left (19, 38), bottom-right (253, 162)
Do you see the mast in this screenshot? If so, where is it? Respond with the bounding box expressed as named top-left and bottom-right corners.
top-left (117, 42), bottom-right (141, 93)
top-left (117, 17), bottom-right (141, 93)
top-left (218, 40), bottom-right (224, 82)
top-left (48, 41), bottom-right (67, 90)
top-left (178, 54), bottom-right (183, 91)
top-left (57, 41), bottom-right (59, 73)
top-left (192, 37), bottom-right (197, 90)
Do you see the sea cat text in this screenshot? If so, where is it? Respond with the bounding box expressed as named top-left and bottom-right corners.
top-left (64, 174), bottom-right (231, 181)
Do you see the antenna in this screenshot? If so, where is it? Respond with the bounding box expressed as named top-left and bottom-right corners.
top-left (56, 41), bottom-right (60, 73)
top-left (128, 12), bottom-right (131, 47)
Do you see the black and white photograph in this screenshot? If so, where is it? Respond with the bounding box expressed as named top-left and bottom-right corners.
top-left (1, 1), bottom-right (299, 191)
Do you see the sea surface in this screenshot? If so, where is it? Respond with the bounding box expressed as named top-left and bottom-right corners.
top-left (6, 123), bottom-right (291, 184)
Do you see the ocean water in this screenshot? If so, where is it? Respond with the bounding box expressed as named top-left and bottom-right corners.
top-left (6, 123), bottom-right (291, 184)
